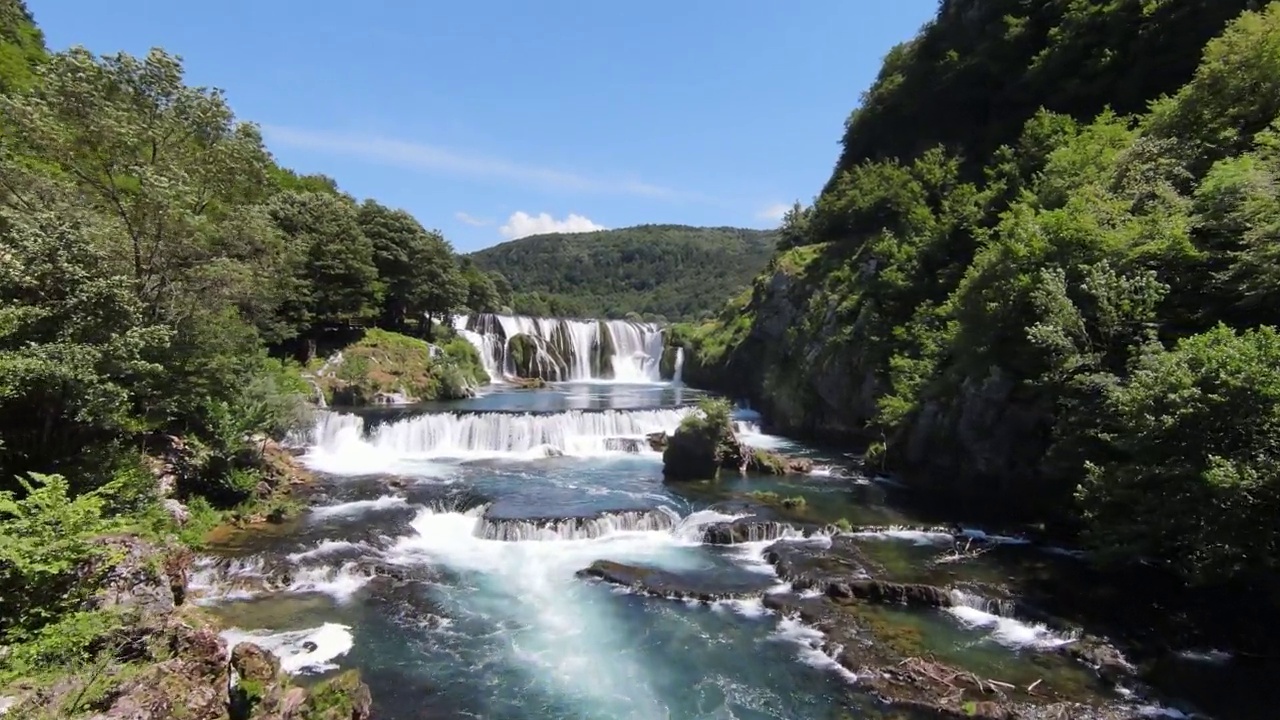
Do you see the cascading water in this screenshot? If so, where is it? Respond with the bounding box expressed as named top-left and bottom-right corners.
top-left (672, 346), bottom-right (685, 385)
top-left (195, 380), bottom-right (1171, 720)
top-left (475, 507), bottom-right (680, 541)
top-left (453, 313), bottom-right (668, 383)
top-left (451, 315), bottom-right (503, 381)
top-left (308, 407), bottom-right (690, 461)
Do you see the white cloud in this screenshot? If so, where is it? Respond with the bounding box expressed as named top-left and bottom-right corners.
top-left (499, 211), bottom-right (606, 240)
top-left (454, 211), bottom-right (492, 227)
top-left (262, 125), bottom-right (679, 198)
top-left (757, 202), bottom-right (791, 222)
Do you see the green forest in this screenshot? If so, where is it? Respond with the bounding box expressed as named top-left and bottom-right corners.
top-left (0, 0), bottom-right (507, 702)
top-left (468, 225), bottom-right (777, 321)
top-left (682, 0), bottom-right (1280, 617)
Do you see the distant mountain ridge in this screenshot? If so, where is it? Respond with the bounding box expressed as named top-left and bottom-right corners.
top-left (467, 224), bottom-right (777, 322)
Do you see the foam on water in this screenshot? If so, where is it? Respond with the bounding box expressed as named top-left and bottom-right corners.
top-left (383, 506), bottom-right (696, 717)
top-left (286, 539), bottom-right (365, 562)
top-left (771, 617), bottom-right (858, 684)
top-left (221, 622), bottom-right (355, 674)
top-left (851, 527), bottom-right (954, 545)
top-left (945, 592), bottom-right (1076, 650)
top-left (285, 563), bottom-right (372, 602)
top-left (309, 495), bottom-right (408, 519)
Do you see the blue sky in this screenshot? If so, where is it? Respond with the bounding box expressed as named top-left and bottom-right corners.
top-left (29, 0), bottom-right (937, 252)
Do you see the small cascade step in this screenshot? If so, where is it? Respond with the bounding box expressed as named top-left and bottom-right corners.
top-left (474, 507), bottom-right (679, 541)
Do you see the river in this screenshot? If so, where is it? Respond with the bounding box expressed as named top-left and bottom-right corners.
top-left (185, 325), bottom-right (1262, 719)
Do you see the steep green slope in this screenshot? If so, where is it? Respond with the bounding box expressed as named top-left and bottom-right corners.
top-left (0, 0), bottom-right (45, 91)
top-left (468, 224), bottom-right (777, 321)
top-left (683, 0), bottom-right (1280, 630)
top-left (831, 0), bottom-right (1255, 182)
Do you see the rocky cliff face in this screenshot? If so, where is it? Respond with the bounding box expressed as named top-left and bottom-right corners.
top-left (4, 536), bottom-right (373, 720)
top-left (689, 251), bottom-right (1055, 521)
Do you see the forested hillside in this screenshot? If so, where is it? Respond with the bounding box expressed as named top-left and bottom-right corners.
top-left (468, 225), bottom-right (777, 321)
top-left (681, 0), bottom-right (1280, 633)
top-left (0, 0), bottom-right (495, 705)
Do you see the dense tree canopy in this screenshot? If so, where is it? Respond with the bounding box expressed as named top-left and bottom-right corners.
top-left (0, 18), bottom-right (477, 502)
top-left (468, 225), bottom-right (777, 321)
top-left (687, 0), bottom-right (1280, 602)
top-left (358, 200), bottom-right (464, 330)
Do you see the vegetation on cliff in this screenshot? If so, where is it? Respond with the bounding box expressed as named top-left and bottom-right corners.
top-left (662, 399), bottom-right (812, 481)
top-left (685, 0), bottom-right (1280, 617)
top-left (468, 225), bottom-right (778, 321)
top-left (312, 328), bottom-right (488, 405)
top-left (0, 0), bottom-right (482, 708)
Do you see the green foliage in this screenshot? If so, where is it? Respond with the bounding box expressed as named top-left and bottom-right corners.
top-left (0, 473), bottom-right (111, 640)
top-left (317, 329), bottom-right (485, 405)
top-left (300, 670), bottom-right (368, 719)
top-left (268, 191), bottom-right (382, 329)
top-left (469, 225), bottom-right (778, 321)
top-left (679, 397), bottom-right (733, 435)
top-left (0, 207), bottom-right (169, 484)
top-left (1078, 325), bottom-right (1280, 584)
top-left (358, 200), bottom-right (464, 330)
top-left (831, 0), bottom-right (1255, 181)
top-left (0, 0), bottom-right (45, 92)
top-left (693, 1), bottom-right (1280, 592)
top-left (457, 257), bottom-right (504, 314)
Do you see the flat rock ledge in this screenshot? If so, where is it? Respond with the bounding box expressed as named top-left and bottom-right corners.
top-left (576, 560), bottom-right (776, 603)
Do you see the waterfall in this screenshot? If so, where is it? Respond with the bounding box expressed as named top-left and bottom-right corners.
top-left (606, 320), bottom-right (665, 383)
top-left (672, 347), bottom-right (685, 385)
top-left (453, 313), bottom-right (668, 382)
top-left (451, 315), bottom-right (502, 381)
top-left (309, 407), bottom-right (691, 459)
top-left (475, 508), bottom-right (679, 541)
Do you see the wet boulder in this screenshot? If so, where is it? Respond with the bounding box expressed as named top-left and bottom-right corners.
top-left (1062, 636), bottom-right (1135, 686)
top-left (577, 560), bottom-right (775, 602)
top-left (662, 417), bottom-right (740, 481)
top-left (826, 579), bottom-right (952, 608)
top-left (647, 431), bottom-right (669, 452)
top-left (702, 519), bottom-right (799, 545)
top-left (742, 446), bottom-right (813, 475)
top-left (765, 536), bottom-right (873, 590)
top-left (604, 437), bottom-right (647, 454)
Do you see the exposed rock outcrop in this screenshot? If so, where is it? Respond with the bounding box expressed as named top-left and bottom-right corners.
top-left (661, 408), bottom-right (812, 482)
top-left (576, 560), bottom-right (776, 603)
top-left (7, 534), bottom-right (372, 720)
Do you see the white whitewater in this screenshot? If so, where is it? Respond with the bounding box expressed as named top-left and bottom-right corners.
top-left (453, 313), bottom-right (667, 382)
top-left (451, 315), bottom-right (502, 381)
top-left (308, 407), bottom-right (690, 461)
top-left (672, 347), bottom-right (685, 385)
top-left (476, 507), bottom-right (681, 541)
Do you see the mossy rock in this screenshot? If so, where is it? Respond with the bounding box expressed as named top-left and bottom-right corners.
top-left (300, 669), bottom-right (372, 720)
top-left (591, 321), bottom-right (617, 378)
top-left (314, 329), bottom-right (486, 406)
top-left (659, 344), bottom-right (682, 379)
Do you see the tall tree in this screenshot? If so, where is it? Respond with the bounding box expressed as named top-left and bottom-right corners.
top-left (0, 47), bottom-right (273, 321)
top-left (356, 200), bottom-right (463, 333)
top-left (268, 191), bottom-right (381, 331)
top-left (458, 257), bottom-right (502, 314)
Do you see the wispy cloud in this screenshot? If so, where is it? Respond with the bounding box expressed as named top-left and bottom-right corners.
top-left (756, 202), bottom-right (791, 222)
top-left (455, 211), bottom-right (493, 227)
top-left (263, 125), bottom-right (682, 199)
top-left (500, 211), bottom-right (605, 240)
